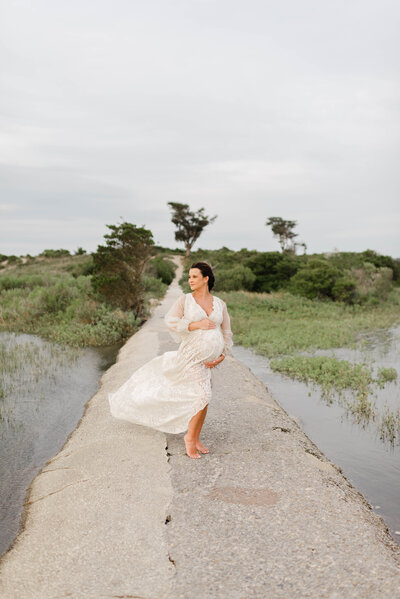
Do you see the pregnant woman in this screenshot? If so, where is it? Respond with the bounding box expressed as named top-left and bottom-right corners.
top-left (109, 262), bottom-right (233, 459)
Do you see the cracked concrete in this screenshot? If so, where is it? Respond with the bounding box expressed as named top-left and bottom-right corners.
top-left (1, 258), bottom-right (400, 598)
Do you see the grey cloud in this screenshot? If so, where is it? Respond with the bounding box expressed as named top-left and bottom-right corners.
top-left (0, 0), bottom-right (399, 256)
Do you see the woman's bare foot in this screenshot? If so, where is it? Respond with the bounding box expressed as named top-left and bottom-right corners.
top-left (195, 440), bottom-right (209, 454)
top-left (184, 434), bottom-right (201, 459)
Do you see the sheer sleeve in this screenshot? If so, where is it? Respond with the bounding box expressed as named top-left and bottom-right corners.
top-left (221, 300), bottom-right (233, 355)
top-left (164, 294), bottom-right (190, 343)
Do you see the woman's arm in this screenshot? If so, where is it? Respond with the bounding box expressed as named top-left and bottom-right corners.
top-left (221, 300), bottom-right (233, 354)
top-left (164, 295), bottom-right (191, 342)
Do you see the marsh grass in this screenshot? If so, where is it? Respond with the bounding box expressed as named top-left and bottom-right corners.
top-left (376, 367), bottom-right (398, 386)
top-left (220, 289), bottom-right (400, 443)
top-left (0, 333), bottom-right (80, 422)
top-left (379, 406), bottom-right (400, 444)
top-left (269, 355), bottom-right (374, 398)
top-left (269, 355), bottom-right (382, 423)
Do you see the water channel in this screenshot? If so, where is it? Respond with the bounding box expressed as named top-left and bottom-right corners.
top-left (0, 332), bottom-right (120, 556)
top-left (232, 325), bottom-right (400, 545)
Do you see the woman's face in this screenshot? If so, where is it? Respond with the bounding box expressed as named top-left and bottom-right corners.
top-left (188, 268), bottom-right (208, 292)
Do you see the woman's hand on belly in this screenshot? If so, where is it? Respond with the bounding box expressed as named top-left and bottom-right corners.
top-left (204, 354), bottom-right (225, 369)
top-left (189, 318), bottom-right (217, 331)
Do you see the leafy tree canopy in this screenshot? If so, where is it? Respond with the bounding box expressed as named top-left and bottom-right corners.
top-left (266, 217), bottom-right (299, 253)
top-left (167, 202), bottom-right (217, 256)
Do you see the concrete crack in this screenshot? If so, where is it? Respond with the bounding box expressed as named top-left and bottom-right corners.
top-left (272, 425), bottom-right (291, 433)
top-left (46, 451), bottom-right (71, 464)
top-left (39, 466), bottom-right (71, 475)
top-left (24, 479), bottom-right (90, 505)
top-left (167, 553), bottom-right (176, 567)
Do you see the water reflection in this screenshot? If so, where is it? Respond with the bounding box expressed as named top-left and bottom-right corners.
top-left (0, 332), bottom-right (120, 556)
top-left (232, 325), bottom-right (400, 545)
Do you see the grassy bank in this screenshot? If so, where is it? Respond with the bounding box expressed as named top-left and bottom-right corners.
top-left (0, 253), bottom-right (173, 347)
top-left (218, 288), bottom-right (400, 358)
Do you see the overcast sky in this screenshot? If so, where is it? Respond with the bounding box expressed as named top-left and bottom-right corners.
top-left (1, 0), bottom-right (399, 257)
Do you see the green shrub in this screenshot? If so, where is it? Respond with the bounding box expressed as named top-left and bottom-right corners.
top-left (290, 259), bottom-right (342, 300)
top-left (332, 277), bottom-right (357, 304)
top-left (31, 281), bottom-right (79, 314)
top-left (40, 249), bottom-right (71, 258)
top-left (67, 258), bottom-right (95, 278)
top-left (142, 275), bottom-right (167, 297)
top-left (146, 256), bottom-right (176, 285)
top-left (214, 265), bottom-right (256, 291)
top-left (182, 248), bottom-right (301, 293)
top-left (51, 305), bottom-right (140, 346)
top-left (245, 252), bottom-right (301, 292)
top-left (7, 255), bottom-right (19, 264)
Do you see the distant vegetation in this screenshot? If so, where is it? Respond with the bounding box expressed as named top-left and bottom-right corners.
top-left (180, 246), bottom-right (399, 304)
top-left (0, 238), bottom-right (176, 347)
top-left (2, 240), bottom-right (398, 351)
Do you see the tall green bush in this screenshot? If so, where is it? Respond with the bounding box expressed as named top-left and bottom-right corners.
top-left (214, 265), bottom-right (256, 291)
top-left (290, 259), bottom-right (344, 300)
top-left (146, 256), bottom-right (176, 285)
top-left (245, 252), bottom-right (301, 292)
top-left (92, 222), bottom-right (154, 315)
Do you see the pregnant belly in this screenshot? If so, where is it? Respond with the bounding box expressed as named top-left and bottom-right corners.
top-left (183, 329), bottom-right (225, 363)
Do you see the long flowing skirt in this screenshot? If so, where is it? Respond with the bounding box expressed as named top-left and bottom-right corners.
top-left (108, 350), bottom-right (212, 434)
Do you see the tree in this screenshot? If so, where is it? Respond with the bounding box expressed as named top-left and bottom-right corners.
top-left (92, 222), bottom-right (154, 315)
top-left (167, 202), bottom-right (217, 256)
top-left (266, 217), bottom-right (298, 253)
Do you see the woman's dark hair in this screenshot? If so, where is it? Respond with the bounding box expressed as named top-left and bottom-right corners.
top-left (190, 262), bottom-right (215, 291)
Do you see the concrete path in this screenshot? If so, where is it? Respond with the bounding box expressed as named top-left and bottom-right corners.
top-left (1, 260), bottom-right (400, 598)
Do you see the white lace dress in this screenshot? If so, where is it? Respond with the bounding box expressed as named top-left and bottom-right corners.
top-left (108, 293), bottom-right (233, 434)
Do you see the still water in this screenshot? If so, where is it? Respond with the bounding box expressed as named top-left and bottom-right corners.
top-left (232, 325), bottom-right (400, 545)
top-left (0, 332), bottom-right (120, 556)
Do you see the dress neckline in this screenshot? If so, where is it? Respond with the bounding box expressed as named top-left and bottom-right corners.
top-left (190, 293), bottom-right (215, 317)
